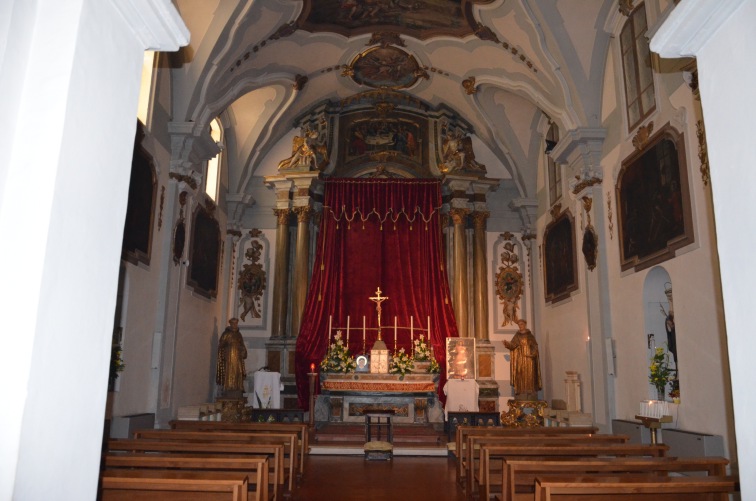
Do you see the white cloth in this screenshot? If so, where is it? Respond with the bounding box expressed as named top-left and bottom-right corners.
top-left (443, 379), bottom-right (479, 419)
top-left (252, 371), bottom-right (283, 409)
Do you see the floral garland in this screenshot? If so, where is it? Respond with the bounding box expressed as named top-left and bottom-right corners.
top-left (649, 346), bottom-right (672, 399)
top-left (390, 348), bottom-right (414, 376)
top-left (320, 331), bottom-right (356, 373)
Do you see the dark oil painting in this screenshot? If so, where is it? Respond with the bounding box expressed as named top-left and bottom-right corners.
top-left (187, 208), bottom-right (221, 299)
top-left (617, 125), bottom-right (693, 272)
top-left (543, 211), bottom-right (578, 303)
top-left (121, 124), bottom-right (156, 266)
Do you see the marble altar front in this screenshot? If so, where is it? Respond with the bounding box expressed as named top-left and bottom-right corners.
top-left (316, 372), bottom-right (441, 424)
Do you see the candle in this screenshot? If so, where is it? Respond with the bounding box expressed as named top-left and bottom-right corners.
top-left (346, 315), bottom-right (350, 346)
top-left (329, 315), bottom-right (333, 344)
top-left (394, 316), bottom-right (398, 350)
top-left (310, 362), bottom-right (315, 373)
top-left (410, 317), bottom-right (414, 356)
top-left (363, 316), bottom-right (366, 353)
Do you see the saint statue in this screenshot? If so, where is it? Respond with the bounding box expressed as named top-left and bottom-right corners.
top-left (503, 319), bottom-right (542, 399)
top-left (216, 318), bottom-right (247, 395)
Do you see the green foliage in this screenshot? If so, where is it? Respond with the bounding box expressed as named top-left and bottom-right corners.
top-left (649, 346), bottom-right (672, 397)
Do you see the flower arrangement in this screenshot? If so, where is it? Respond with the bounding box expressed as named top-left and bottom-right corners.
top-left (390, 347), bottom-right (414, 376)
top-left (669, 378), bottom-right (680, 401)
top-left (427, 357), bottom-right (440, 374)
top-left (649, 346), bottom-right (672, 400)
top-left (109, 344), bottom-right (125, 390)
top-left (413, 335), bottom-right (433, 361)
top-left (320, 331), bottom-right (356, 373)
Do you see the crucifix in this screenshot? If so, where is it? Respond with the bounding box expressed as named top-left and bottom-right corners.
top-left (369, 287), bottom-right (388, 341)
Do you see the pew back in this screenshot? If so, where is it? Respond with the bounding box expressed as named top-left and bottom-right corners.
top-left (503, 456), bottom-right (729, 501)
top-left (103, 453), bottom-right (270, 501)
top-left (533, 474), bottom-right (738, 501)
top-left (100, 469), bottom-right (249, 501)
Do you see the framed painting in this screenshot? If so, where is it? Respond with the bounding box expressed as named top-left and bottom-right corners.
top-left (187, 206), bottom-right (221, 299)
top-left (446, 337), bottom-right (475, 380)
top-left (543, 210), bottom-right (578, 303)
top-left (121, 123), bottom-right (156, 266)
top-left (617, 124), bottom-right (693, 272)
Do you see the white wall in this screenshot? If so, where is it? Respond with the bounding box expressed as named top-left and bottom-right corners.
top-left (652, 0), bottom-right (756, 493)
top-left (0, 1), bottom-right (187, 498)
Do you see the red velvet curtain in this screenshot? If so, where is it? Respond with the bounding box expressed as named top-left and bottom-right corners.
top-left (295, 178), bottom-right (459, 409)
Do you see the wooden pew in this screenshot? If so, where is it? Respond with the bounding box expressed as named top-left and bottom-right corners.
top-left (169, 420), bottom-right (309, 478)
top-left (132, 429), bottom-right (297, 493)
top-left (467, 434), bottom-right (630, 496)
top-left (474, 442), bottom-right (669, 501)
top-left (100, 469), bottom-right (249, 501)
top-left (103, 453), bottom-right (270, 501)
top-left (107, 439), bottom-right (285, 501)
top-left (533, 474), bottom-right (738, 501)
top-left (454, 426), bottom-right (599, 485)
top-left (499, 456), bottom-right (730, 501)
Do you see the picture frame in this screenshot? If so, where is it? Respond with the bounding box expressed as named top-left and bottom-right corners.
top-left (446, 337), bottom-right (476, 380)
top-left (617, 124), bottom-right (693, 272)
top-left (543, 210), bottom-right (578, 303)
top-left (355, 355), bottom-right (370, 373)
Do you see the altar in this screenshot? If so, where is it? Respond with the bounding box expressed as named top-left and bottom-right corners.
top-left (317, 372), bottom-right (440, 425)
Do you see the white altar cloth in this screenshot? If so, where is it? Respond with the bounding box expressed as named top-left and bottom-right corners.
top-left (443, 379), bottom-right (479, 419)
top-left (252, 371), bottom-right (283, 409)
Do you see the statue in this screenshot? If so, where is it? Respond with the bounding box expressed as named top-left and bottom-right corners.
top-left (438, 127), bottom-right (486, 174)
top-left (277, 116), bottom-right (329, 171)
top-left (216, 318), bottom-right (247, 395)
top-left (503, 319), bottom-right (542, 399)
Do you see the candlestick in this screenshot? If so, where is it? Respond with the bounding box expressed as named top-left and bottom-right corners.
top-left (329, 315), bottom-right (333, 345)
top-left (346, 315), bottom-right (350, 346)
top-left (394, 316), bottom-right (398, 351)
top-left (410, 317), bottom-right (414, 357)
top-left (363, 316), bottom-right (366, 353)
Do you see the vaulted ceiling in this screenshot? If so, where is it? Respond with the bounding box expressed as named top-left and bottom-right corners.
top-left (172, 0), bottom-right (617, 205)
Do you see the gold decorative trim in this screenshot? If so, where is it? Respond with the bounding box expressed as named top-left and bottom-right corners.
top-left (228, 22), bottom-right (297, 74)
top-left (696, 120), bottom-right (710, 186)
top-left (322, 381), bottom-right (436, 392)
top-left (618, 0), bottom-right (635, 16)
top-left (632, 121), bottom-right (654, 151)
top-left (293, 205), bottom-right (313, 223)
top-left (273, 208), bottom-right (291, 225)
top-left (462, 76), bottom-right (477, 95)
top-left (606, 191), bottom-right (614, 240)
top-left (249, 228), bottom-right (263, 238)
top-left (496, 244), bottom-right (523, 327)
top-left (500, 399), bottom-right (546, 428)
top-left (238, 240), bottom-right (266, 321)
top-left (549, 203), bottom-right (562, 221)
top-left (471, 211), bottom-right (489, 228)
top-left (227, 229), bottom-right (242, 238)
top-left (572, 176), bottom-right (602, 195)
top-left (581, 196), bottom-right (593, 226)
top-left (169, 172), bottom-right (198, 190)
top-left (449, 208), bottom-right (470, 225)
top-left (474, 23), bottom-right (500, 43)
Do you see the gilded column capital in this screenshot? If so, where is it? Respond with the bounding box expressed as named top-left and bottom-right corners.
top-left (449, 208), bottom-right (470, 226)
top-left (293, 205), bottom-right (313, 223)
top-left (471, 211), bottom-right (490, 229)
top-left (273, 208), bottom-right (291, 225)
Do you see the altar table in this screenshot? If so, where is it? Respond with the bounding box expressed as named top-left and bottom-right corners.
top-left (318, 372), bottom-right (439, 425)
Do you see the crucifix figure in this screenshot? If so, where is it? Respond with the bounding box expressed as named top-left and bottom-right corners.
top-left (369, 287), bottom-right (388, 340)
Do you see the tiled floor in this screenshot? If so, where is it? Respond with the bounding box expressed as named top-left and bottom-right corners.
top-left (293, 454), bottom-right (466, 501)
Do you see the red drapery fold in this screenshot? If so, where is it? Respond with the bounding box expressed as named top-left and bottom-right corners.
top-left (295, 178), bottom-right (459, 409)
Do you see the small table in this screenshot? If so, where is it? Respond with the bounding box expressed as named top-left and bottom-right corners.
top-left (364, 410), bottom-right (394, 460)
top-left (635, 414), bottom-right (673, 444)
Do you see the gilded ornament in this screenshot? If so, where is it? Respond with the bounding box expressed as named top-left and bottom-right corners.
top-left (697, 120), bottom-right (710, 186)
top-left (632, 121), bottom-right (654, 150)
top-left (238, 241), bottom-right (266, 321)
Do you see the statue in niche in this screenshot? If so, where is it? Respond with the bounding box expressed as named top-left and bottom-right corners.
top-left (439, 127), bottom-right (486, 174)
top-left (216, 318), bottom-right (247, 396)
top-left (278, 116), bottom-right (329, 171)
top-left (238, 242), bottom-right (266, 321)
top-left (503, 319), bottom-right (542, 400)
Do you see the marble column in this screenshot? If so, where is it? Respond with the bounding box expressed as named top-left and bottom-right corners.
top-left (450, 208), bottom-right (470, 338)
top-left (271, 209), bottom-right (291, 338)
top-left (471, 211), bottom-right (490, 341)
top-left (291, 205), bottom-right (313, 338)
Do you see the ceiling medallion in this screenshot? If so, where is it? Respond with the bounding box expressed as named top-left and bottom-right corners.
top-left (347, 46), bottom-right (426, 89)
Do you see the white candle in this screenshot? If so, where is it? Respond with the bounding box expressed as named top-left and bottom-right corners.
top-left (346, 315), bottom-right (350, 346)
top-left (394, 316), bottom-right (398, 350)
top-left (410, 317), bottom-right (414, 356)
top-left (363, 316), bottom-right (366, 352)
top-left (329, 315), bottom-right (333, 344)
